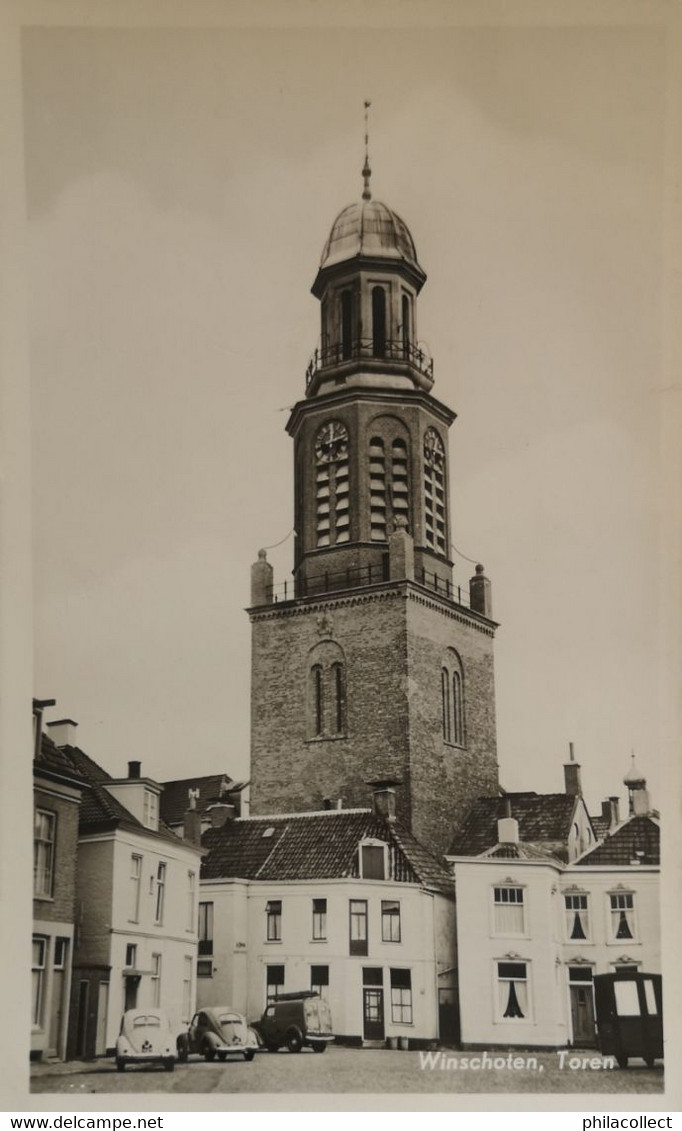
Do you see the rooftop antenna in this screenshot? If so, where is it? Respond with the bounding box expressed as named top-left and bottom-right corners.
top-left (362, 100), bottom-right (372, 201)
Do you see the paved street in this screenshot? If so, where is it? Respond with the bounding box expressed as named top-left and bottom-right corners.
top-left (31, 1046), bottom-right (664, 1097)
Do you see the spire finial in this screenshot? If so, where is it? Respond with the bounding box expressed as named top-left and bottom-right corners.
top-left (362, 100), bottom-right (372, 201)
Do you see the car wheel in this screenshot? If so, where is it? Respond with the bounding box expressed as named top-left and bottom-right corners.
top-left (265, 1043), bottom-right (279, 1053)
top-left (217, 1051), bottom-right (227, 1062)
top-left (176, 1041), bottom-right (188, 1063)
top-left (285, 1028), bottom-right (304, 1053)
top-left (244, 1049), bottom-right (255, 1061)
top-left (116, 1058), bottom-right (126, 1072)
top-left (203, 1043), bottom-right (217, 1062)
top-left (616, 1055), bottom-right (628, 1069)
top-left (310, 1042), bottom-right (326, 1054)
top-left (164, 1059), bottom-right (175, 1072)
top-left (644, 1057), bottom-right (656, 1069)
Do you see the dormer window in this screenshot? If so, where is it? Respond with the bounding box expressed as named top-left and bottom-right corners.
top-left (143, 789), bottom-right (158, 830)
top-left (359, 839), bottom-right (388, 880)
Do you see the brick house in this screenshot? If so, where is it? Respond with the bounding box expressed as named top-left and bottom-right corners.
top-left (41, 720), bottom-right (203, 1058)
top-left (32, 721), bottom-right (86, 1060)
top-left (197, 785), bottom-right (458, 1046)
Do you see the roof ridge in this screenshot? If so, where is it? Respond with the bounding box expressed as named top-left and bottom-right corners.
top-left (237, 808), bottom-right (372, 822)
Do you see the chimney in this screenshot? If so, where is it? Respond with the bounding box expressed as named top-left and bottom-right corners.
top-left (469, 564), bottom-right (492, 618)
top-left (46, 718), bottom-right (78, 748)
top-left (33, 698), bottom-right (56, 759)
top-left (208, 803), bottom-right (235, 828)
top-left (388, 517), bottom-right (414, 581)
top-left (497, 797), bottom-right (519, 843)
top-left (251, 549), bottom-right (273, 607)
top-left (322, 798), bottom-right (333, 811)
top-left (563, 742), bottom-right (582, 796)
top-left (609, 796), bottom-right (620, 827)
top-left (368, 779), bottom-right (400, 822)
top-left (128, 760), bottom-right (141, 779)
top-left (183, 789), bottom-right (202, 846)
top-left (601, 796), bottom-right (620, 831)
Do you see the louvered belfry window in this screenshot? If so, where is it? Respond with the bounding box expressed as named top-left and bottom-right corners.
top-left (315, 421), bottom-right (350, 546)
top-left (369, 434), bottom-right (410, 542)
top-left (423, 427), bottom-right (447, 554)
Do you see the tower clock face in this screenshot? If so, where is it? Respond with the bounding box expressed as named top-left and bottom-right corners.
top-left (423, 427), bottom-right (445, 469)
top-left (315, 421), bottom-right (349, 463)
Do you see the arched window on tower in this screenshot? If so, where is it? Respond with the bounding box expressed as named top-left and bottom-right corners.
top-left (369, 438), bottom-right (387, 542)
top-left (311, 665), bottom-right (323, 737)
top-left (391, 438), bottom-right (409, 528)
top-left (308, 642), bottom-right (348, 740)
top-left (331, 662), bottom-right (346, 735)
top-left (340, 290), bottom-right (353, 360)
top-left (423, 428), bottom-right (447, 555)
top-left (368, 426), bottom-right (411, 543)
top-left (372, 287), bottom-right (387, 357)
top-left (442, 650), bottom-right (465, 747)
top-left (401, 294), bottom-right (411, 357)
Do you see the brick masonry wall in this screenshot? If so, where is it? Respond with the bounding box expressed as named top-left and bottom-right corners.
top-left (405, 591), bottom-right (499, 856)
top-left (249, 580), bottom-right (499, 856)
top-left (33, 785), bottom-right (81, 924)
top-left (250, 586), bottom-right (412, 821)
top-left (74, 839), bottom-right (115, 967)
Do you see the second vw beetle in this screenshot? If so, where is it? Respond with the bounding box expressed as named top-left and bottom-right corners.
top-left (177, 1007), bottom-right (260, 1062)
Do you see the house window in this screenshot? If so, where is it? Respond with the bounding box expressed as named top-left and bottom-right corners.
top-left (143, 790), bottom-right (158, 830)
top-left (198, 901), bottom-right (214, 958)
top-left (315, 420), bottom-right (350, 547)
top-left (493, 886), bottom-right (525, 935)
top-left (390, 968), bottom-right (412, 1024)
top-left (423, 428), bottom-right (447, 555)
top-left (34, 810), bottom-right (56, 898)
top-left (54, 938), bottom-right (68, 969)
top-left (442, 652), bottom-right (465, 746)
top-left (360, 843), bottom-right (386, 880)
top-left (187, 871), bottom-right (196, 931)
top-left (154, 862), bottom-right (166, 924)
top-left (497, 961), bottom-right (528, 1020)
top-left (182, 956), bottom-right (193, 1022)
top-left (312, 898), bottom-right (327, 941)
top-left (372, 286), bottom-right (387, 356)
top-left (125, 943), bottom-right (137, 968)
top-left (565, 893), bottom-right (590, 941)
top-left (610, 893), bottom-right (635, 940)
top-left (381, 900), bottom-right (401, 943)
top-left (129, 854), bottom-right (142, 922)
top-left (266, 900), bottom-right (282, 942)
top-left (151, 953), bottom-right (162, 1007)
top-left (31, 937), bottom-right (47, 1026)
top-left (310, 965), bottom-right (329, 999)
top-left (266, 964), bottom-right (285, 1003)
top-left (349, 899), bottom-right (368, 956)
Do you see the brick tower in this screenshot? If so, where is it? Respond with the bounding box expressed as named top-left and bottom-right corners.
top-left (248, 159), bottom-right (499, 856)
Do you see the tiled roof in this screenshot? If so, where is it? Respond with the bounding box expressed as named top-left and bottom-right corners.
top-left (590, 815), bottom-right (610, 841)
top-left (160, 774), bottom-right (244, 824)
top-left (201, 810), bottom-right (456, 894)
top-left (448, 793), bottom-right (580, 859)
top-left (576, 816), bottom-right (660, 866)
top-left (35, 733), bottom-right (88, 787)
top-left (483, 842), bottom-right (560, 862)
top-left (36, 738), bottom-right (182, 845)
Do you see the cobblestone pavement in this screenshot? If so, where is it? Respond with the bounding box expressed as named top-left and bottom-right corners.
top-left (30, 1046), bottom-right (664, 1097)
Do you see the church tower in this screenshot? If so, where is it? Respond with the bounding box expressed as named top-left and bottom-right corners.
top-left (248, 155), bottom-right (499, 856)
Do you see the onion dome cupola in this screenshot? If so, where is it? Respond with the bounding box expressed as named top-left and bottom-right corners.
top-left (306, 157), bottom-right (433, 399)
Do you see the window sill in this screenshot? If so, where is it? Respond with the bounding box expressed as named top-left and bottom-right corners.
top-left (443, 741), bottom-right (466, 751)
top-left (33, 895), bottom-right (54, 903)
top-left (605, 939), bottom-right (639, 946)
top-left (264, 939), bottom-right (283, 945)
top-left (310, 938), bottom-right (328, 944)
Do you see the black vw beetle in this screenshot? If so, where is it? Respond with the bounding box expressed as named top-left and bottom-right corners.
top-left (177, 1006), bottom-right (260, 1062)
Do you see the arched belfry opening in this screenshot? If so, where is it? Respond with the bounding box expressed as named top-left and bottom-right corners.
top-left (372, 286), bottom-right (387, 357)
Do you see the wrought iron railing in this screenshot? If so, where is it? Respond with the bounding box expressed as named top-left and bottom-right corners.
top-left (305, 338), bottom-right (434, 388)
top-left (265, 561), bottom-right (471, 607)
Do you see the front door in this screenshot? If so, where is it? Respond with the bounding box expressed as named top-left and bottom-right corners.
top-left (363, 988), bottom-right (384, 1041)
top-left (570, 984), bottom-right (596, 1046)
top-left (48, 968), bottom-right (65, 1057)
top-left (96, 983), bottom-right (109, 1056)
top-left (124, 974), bottom-right (139, 1011)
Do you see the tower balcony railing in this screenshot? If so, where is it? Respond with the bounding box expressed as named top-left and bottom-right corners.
top-left (305, 338), bottom-right (434, 388)
top-left (265, 561), bottom-right (471, 608)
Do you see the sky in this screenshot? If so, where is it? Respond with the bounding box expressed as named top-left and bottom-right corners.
top-left (23, 19), bottom-right (670, 819)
